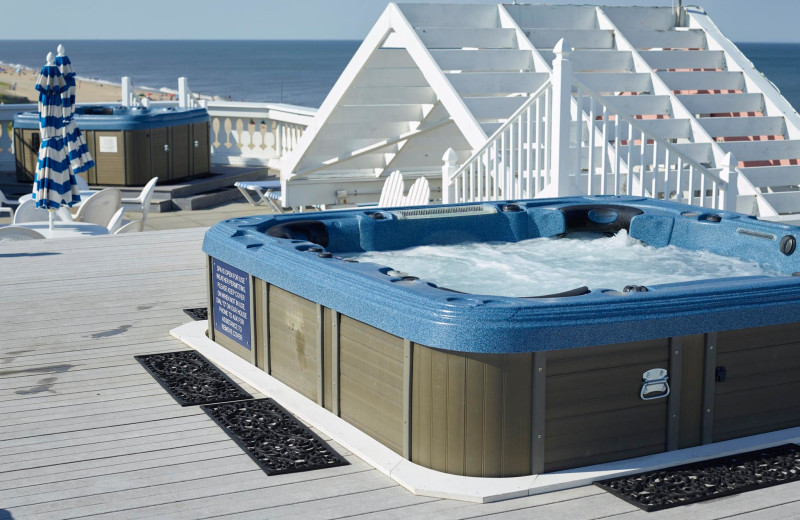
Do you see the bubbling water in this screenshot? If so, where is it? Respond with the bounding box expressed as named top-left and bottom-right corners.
top-left (349, 230), bottom-right (785, 297)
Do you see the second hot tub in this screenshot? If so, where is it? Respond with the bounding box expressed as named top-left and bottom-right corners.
top-left (14, 104), bottom-right (210, 186)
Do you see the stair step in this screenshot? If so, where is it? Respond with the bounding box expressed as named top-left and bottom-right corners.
top-left (718, 140), bottom-right (800, 162)
top-left (463, 96), bottom-right (528, 121)
top-left (595, 94), bottom-right (672, 117)
top-left (677, 93), bottom-right (764, 115)
top-left (480, 122), bottom-right (503, 136)
top-left (759, 191), bottom-right (800, 215)
top-left (700, 116), bottom-right (786, 138)
top-left (509, 5), bottom-right (598, 30)
top-left (172, 186), bottom-right (247, 211)
top-left (570, 50), bottom-right (633, 72)
top-left (400, 3), bottom-right (501, 28)
top-left (602, 6), bottom-right (676, 31)
top-left (328, 105), bottom-right (425, 125)
top-left (624, 29), bottom-right (707, 50)
top-left (596, 118), bottom-right (692, 141)
top-left (307, 138), bottom-right (401, 160)
top-left (523, 28), bottom-right (614, 50)
top-left (739, 165), bottom-right (800, 188)
top-left (639, 50), bottom-right (725, 70)
top-left (357, 68), bottom-right (429, 88)
top-left (575, 72), bottom-right (652, 94)
top-left (446, 72), bottom-right (549, 96)
top-left (659, 71), bottom-right (743, 92)
top-left (430, 49), bottom-right (533, 71)
top-left (615, 142), bottom-right (712, 166)
top-left (416, 27), bottom-right (517, 49)
top-left (341, 86), bottom-right (436, 105)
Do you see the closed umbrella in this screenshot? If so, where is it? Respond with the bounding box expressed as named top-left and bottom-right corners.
top-left (33, 51), bottom-right (78, 229)
top-left (55, 44), bottom-right (94, 175)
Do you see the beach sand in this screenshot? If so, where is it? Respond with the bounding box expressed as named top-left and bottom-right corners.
top-left (0, 63), bottom-right (177, 104)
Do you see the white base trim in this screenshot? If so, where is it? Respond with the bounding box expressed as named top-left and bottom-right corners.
top-left (171, 320), bottom-right (800, 503)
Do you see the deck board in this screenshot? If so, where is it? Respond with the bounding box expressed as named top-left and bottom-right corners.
top-left (2, 227), bottom-right (799, 519)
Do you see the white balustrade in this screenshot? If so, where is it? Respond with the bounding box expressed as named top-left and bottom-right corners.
top-left (205, 101), bottom-right (315, 168)
top-left (0, 96), bottom-right (315, 173)
top-left (444, 38), bottom-right (737, 211)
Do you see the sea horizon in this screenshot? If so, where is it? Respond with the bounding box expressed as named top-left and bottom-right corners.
top-left (1, 39), bottom-right (800, 109)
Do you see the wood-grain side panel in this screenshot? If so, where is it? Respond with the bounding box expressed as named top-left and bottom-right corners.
top-left (544, 339), bottom-right (669, 472)
top-left (338, 315), bottom-right (404, 454)
top-left (412, 346), bottom-right (532, 477)
top-left (267, 287), bottom-right (318, 402)
top-left (714, 323), bottom-right (800, 442)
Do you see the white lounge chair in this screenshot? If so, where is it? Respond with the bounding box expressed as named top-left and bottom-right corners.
top-left (0, 189), bottom-right (20, 220)
top-left (74, 188), bottom-right (122, 228)
top-left (376, 171), bottom-right (430, 208)
top-left (106, 207), bottom-right (125, 233)
top-left (0, 226), bottom-right (46, 241)
top-left (121, 177), bottom-right (158, 224)
top-left (114, 219), bottom-right (143, 234)
top-left (235, 179), bottom-right (282, 212)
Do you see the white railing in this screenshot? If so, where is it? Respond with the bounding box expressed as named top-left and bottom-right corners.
top-left (571, 78), bottom-right (737, 210)
top-left (0, 81), bottom-right (316, 173)
top-left (443, 39), bottom-right (738, 211)
top-left (205, 101), bottom-right (314, 168)
top-left (442, 81), bottom-right (552, 203)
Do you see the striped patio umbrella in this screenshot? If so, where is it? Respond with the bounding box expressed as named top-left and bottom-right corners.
top-left (33, 51), bottom-right (79, 229)
top-left (55, 44), bottom-right (94, 176)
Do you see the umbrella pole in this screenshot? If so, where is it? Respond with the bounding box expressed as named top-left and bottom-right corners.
top-left (49, 210), bottom-right (55, 230)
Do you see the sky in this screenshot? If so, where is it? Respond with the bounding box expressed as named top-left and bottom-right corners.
top-left (2, 0), bottom-right (799, 43)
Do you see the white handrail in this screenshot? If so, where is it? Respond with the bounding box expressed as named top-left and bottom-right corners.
top-left (571, 77), bottom-right (736, 209)
top-left (444, 80), bottom-right (553, 203)
top-left (443, 74), bottom-right (737, 210)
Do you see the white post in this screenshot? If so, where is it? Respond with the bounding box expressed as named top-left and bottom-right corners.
top-left (550, 38), bottom-right (576, 197)
top-left (121, 77), bottom-right (131, 107)
top-left (178, 77), bottom-right (189, 108)
top-left (442, 147), bottom-right (458, 204)
top-left (721, 151), bottom-right (739, 212)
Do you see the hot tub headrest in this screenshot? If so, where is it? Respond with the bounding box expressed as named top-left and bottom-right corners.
top-left (560, 205), bottom-right (643, 234)
top-left (266, 220), bottom-right (329, 247)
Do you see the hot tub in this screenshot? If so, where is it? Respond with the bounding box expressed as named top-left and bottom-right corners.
top-left (14, 104), bottom-right (210, 186)
top-left (203, 196), bottom-right (800, 477)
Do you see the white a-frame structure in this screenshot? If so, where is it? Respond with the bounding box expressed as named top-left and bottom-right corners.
top-left (283, 3), bottom-right (800, 220)
top-left (281, 3), bottom-right (549, 207)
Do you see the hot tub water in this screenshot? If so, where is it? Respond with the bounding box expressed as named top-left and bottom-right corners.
top-left (349, 230), bottom-right (785, 297)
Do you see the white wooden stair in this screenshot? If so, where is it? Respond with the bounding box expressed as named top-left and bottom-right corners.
top-left (283, 3), bottom-right (800, 214)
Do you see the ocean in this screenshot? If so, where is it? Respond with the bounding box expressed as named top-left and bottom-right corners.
top-left (0, 40), bottom-right (799, 110)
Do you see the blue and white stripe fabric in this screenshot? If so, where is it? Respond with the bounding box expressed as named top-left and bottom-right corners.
top-left (33, 58), bottom-right (81, 210)
top-left (55, 49), bottom-right (94, 174)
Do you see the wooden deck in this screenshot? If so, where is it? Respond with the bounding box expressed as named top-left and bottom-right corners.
top-left (2, 228), bottom-right (800, 519)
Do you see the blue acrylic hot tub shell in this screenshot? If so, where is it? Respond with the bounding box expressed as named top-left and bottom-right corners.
top-left (13, 104), bottom-right (209, 131)
top-left (203, 196), bottom-right (800, 353)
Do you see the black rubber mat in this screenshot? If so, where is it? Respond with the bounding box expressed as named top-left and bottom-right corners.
top-left (135, 350), bottom-right (252, 406)
top-left (595, 444), bottom-right (800, 512)
top-left (202, 398), bottom-right (348, 475)
top-left (183, 307), bottom-right (208, 321)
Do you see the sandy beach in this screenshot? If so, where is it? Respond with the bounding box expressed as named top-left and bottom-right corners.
top-left (0, 62), bottom-right (178, 104)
